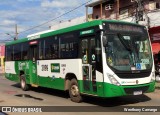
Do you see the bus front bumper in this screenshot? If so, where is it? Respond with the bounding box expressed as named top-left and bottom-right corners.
top-left (103, 81), bottom-right (155, 97)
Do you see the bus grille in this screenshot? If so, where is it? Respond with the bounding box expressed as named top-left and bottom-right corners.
top-left (116, 71), bottom-right (151, 78)
top-left (124, 86), bottom-right (149, 94)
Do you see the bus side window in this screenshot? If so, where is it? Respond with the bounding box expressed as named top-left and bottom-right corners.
top-left (39, 40), bottom-right (45, 59)
top-left (52, 44), bottom-right (59, 58)
top-left (21, 43), bottom-right (29, 60)
top-left (30, 45), bottom-right (37, 61)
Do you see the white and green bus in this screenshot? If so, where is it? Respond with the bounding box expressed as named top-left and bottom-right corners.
top-left (5, 20), bottom-right (155, 102)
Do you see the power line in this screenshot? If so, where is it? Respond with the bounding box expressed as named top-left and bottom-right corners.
top-left (0, 38), bottom-right (13, 41)
top-left (0, 40), bottom-right (12, 41)
top-left (18, 0), bottom-right (92, 35)
top-left (0, 38), bottom-right (11, 42)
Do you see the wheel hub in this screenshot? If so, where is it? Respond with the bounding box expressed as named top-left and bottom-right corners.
top-left (21, 79), bottom-right (25, 88)
top-left (71, 85), bottom-right (79, 96)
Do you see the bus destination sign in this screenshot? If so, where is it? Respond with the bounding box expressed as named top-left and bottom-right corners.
top-left (108, 24), bottom-right (144, 33)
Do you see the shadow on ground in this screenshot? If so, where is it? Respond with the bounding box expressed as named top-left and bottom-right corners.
top-left (82, 94), bottom-right (151, 107)
top-left (12, 83), bottom-right (151, 107)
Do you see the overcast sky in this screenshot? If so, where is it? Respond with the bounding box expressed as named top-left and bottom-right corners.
top-left (0, 0), bottom-right (97, 42)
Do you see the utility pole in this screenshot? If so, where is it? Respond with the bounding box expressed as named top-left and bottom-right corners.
top-left (6, 24), bottom-right (18, 40)
top-left (135, 0), bottom-right (150, 28)
top-left (15, 24), bottom-right (18, 40)
top-left (135, 0), bottom-right (143, 23)
top-left (116, 0), bottom-right (119, 19)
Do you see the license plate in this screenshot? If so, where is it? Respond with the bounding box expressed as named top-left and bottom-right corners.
top-left (133, 91), bottom-right (142, 95)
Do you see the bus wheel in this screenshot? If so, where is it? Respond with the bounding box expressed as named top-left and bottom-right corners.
top-left (69, 79), bottom-right (82, 103)
top-left (20, 75), bottom-right (29, 91)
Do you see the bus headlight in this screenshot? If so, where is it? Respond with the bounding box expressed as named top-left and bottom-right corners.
top-left (151, 72), bottom-right (155, 82)
top-left (107, 73), bottom-right (120, 86)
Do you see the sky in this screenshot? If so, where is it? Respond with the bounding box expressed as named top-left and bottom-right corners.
top-left (0, 0), bottom-right (97, 42)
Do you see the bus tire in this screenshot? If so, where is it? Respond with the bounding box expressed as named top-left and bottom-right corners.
top-left (69, 79), bottom-right (82, 103)
top-left (20, 75), bottom-right (29, 91)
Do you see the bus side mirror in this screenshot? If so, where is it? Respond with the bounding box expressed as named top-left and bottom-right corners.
top-left (103, 36), bottom-right (108, 47)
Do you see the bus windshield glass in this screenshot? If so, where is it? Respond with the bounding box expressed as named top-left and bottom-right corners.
top-left (104, 23), bottom-right (152, 71)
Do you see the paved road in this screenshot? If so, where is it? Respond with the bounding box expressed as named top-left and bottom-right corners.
top-left (0, 75), bottom-right (160, 115)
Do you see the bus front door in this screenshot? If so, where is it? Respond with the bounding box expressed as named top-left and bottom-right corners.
top-left (81, 38), bottom-right (99, 94)
top-left (29, 44), bottom-right (38, 86)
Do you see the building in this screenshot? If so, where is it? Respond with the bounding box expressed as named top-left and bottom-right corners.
top-left (0, 43), bottom-right (5, 73)
top-left (86, 0), bottom-right (160, 26)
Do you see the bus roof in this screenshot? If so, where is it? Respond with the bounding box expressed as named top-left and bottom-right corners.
top-left (5, 20), bottom-right (141, 46)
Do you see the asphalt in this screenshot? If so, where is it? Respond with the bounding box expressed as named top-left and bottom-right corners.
top-left (155, 81), bottom-right (160, 89)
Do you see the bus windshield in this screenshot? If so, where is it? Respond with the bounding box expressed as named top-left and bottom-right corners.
top-left (105, 33), bottom-right (152, 71)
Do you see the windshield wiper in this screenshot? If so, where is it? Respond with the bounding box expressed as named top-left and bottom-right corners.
top-left (117, 33), bottom-right (131, 51)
